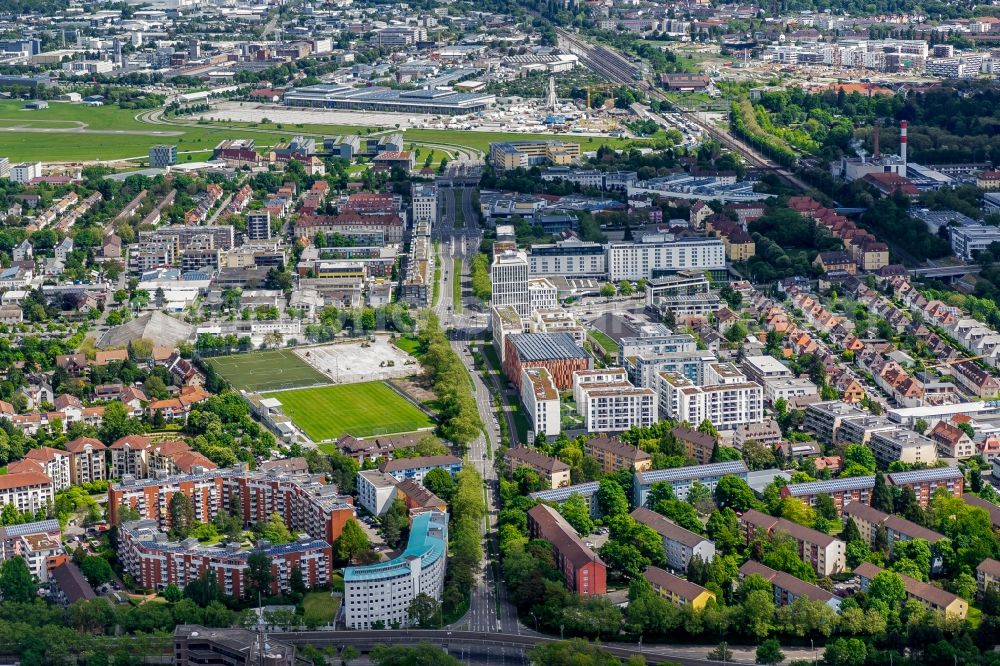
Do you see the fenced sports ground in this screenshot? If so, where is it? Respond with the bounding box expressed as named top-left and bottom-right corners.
top-left (269, 381), bottom-right (433, 441)
top-left (205, 349), bottom-right (330, 393)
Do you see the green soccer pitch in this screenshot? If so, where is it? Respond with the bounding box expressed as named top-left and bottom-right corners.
top-left (270, 381), bottom-right (433, 441)
top-left (205, 349), bottom-right (330, 392)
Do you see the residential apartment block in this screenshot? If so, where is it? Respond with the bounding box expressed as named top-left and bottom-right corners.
top-left (644, 565), bottom-right (715, 609)
top-left (656, 363), bottom-right (763, 431)
top-left (739, 509), bottom-right (846, 577)
top-left (0, 519), bottom-right (62, 582)
top-left (108, 465), bottom-right (355, 545)
top-left (380, 455), bottom-right (462, 483)
top-left (529, 482), bottom-right (602, 517)
top-left (780, 476), bottom-right (875, 514)
top-left (505, 446), bottom-right (571, 489)
top-left (739, 560), bottom-right (841, 611)
top-left (671, 425), bottom-right (717, 465)
top-left (886, 467), bottom-right (963, 507)
top-left (607, 236), bottom-right (726, 281)
top-left (869, 428), bottom-right (938, 467)
top-left (631, 507), bottom-right (715, 572)
top-left (976, 558), bottom-right (1000, 596)
top-left (583, 435), bottom-right (652, 474)
top-left (356, 470), bottom-right (399, 516)
top-left (64, 437), bottom-right (107, 485)
top-left (856, 562), bottom-right (967, 618)
top-left (9, 446), bottom-right (71, 492)
top-left (0, 471), bottom-right (54, 514)
top-left (841, 502), bottom-right (944, 554)
top-left (572, 368), bottom-right (656, 433)
top-left (527, 504), bottom-right (606, 596)
top-left (634, 461), bottom-right (749, 506)
top-left (521, 367), bottom-right (561, 438)
top-left (119, 520), bottom-right (332, 597)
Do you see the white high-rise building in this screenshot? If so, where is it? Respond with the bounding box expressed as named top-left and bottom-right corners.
top-left (411, 183), bottom-right (437, 225)
top-left (607, 236), bottom-right (725, 281)
top-left (573, 368), bottom-right (657, 433)
top-left (9, 162), bottom-right (41, 184)
top-left (491, 249), bottom-right (529, 316)
top-left (656, 363), bottom-right (763, 431)
top-left (528, 277), bottom-right (558, 311)
top-left (521, 367), bottom-right (561, 437)
top-left (344, 511), bottom-right (448, 629)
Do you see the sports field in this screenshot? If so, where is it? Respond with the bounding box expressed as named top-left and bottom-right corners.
top-left (206, 349), bottom-right (329, 392)
top-left (271, 381), bottom-right (433, 440)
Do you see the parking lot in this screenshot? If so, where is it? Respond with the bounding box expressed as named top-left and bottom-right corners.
top-left (354, 513), bottom-right (392, 560)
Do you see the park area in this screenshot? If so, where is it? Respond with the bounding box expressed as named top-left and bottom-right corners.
top-left (0, 99), bottom-right (643, 163)
top-left (270, 381), bottom-right (433, 441)
top-left (205, 349), bottom-right (329, 393)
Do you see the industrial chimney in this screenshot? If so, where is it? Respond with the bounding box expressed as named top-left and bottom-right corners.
top-left (900, 120), bottom-right (907, 166)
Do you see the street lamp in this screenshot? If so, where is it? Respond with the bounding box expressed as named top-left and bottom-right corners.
top-left (529, 612), bottom-right (538, 632)
top-left (560, 624), bottom-right (564, 640)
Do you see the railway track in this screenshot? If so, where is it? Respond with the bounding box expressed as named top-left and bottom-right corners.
top-left (556, 27), bottom-right (811, 189)
top-left (272, 629), bottom-right (731, 665)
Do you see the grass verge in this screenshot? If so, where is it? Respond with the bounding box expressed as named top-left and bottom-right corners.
top-left (452, 257), bottom-right (463, 314)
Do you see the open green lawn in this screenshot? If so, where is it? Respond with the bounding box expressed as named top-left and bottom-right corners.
top-left (589, 329), bottom-right (620, 354)
top-left (393, 334), bottom-right (423, 356)
top-left (0, 100), bottom-right (647, 162)
top-left (206, 349), bottom-right (329, 393)
top-left (453, 258), bottom-right (463, 314)
top-left (453, 189), bottom-right (465, 228)
top-left (432, 240), bottom-right (442, 306)
top-left (271, 381), bottom-right (433, 440)
top-left (302, 591), bottom-right (340, 624)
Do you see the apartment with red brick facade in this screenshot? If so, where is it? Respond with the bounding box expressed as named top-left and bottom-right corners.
top-left (527, 504), bottom-right (606, 596)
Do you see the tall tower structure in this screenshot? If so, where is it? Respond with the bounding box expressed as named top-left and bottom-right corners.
top-left (900, 120), bottom-right (908, 166)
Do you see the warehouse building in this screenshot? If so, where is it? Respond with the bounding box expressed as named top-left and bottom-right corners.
top-left (283, 84), bottom-right (495, 115)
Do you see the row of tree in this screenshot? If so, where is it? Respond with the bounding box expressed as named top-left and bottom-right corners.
top-left (417, 313), bottom-right (483, 447)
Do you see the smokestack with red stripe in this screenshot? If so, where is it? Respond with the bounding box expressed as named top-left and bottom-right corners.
top-left (900, 120), bottom-right (907, 166)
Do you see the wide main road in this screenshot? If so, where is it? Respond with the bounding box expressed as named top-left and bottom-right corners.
top-left (555, 27), bottom-right (811, 191)
top-left (432, 174), bottom-right (522, 641)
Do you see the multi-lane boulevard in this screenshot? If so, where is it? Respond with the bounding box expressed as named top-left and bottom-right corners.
top-left (431, 164), bottom-right (522, 643)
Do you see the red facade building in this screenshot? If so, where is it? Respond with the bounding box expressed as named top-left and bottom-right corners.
top-left (108, 463), bottom-right (354, 544)
top-left (527, 504), bottom-right (606, 596)
top-left (119, 521), bottom-right (332, 597)
top-left (503, 333), bottom-right (591, 390)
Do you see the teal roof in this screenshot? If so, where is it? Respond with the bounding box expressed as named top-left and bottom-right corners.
top-left (344, 511), bottom-right (448, 583)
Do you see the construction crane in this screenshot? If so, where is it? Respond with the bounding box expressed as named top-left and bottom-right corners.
top-left (929, 355), bottom-right (987, 369)
top-left (584, 83), bottom-right (617, 111)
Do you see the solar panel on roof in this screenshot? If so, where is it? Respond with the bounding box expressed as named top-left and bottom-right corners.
top-left (638, 461), bottom-right (748, 484)
top-left (1, 519), bottom-right (59, 536)
top-left (785, 476), bottom-right (876, 496)
top-left (888, 467), bottom-right (962, 484)
top-left (530, 482), bottom-right (600, 503)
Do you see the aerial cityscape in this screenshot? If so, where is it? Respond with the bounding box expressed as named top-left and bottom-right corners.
top-left (1, 0), bottom-right (1000, 664)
